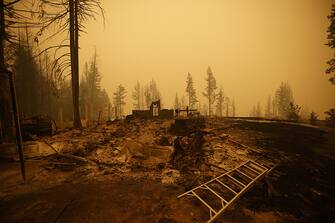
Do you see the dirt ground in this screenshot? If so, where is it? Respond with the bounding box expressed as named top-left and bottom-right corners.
top-left (0, 118), bottom-right (334, 223)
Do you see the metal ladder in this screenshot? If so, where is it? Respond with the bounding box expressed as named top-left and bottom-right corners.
top-left (177, 160), bottom-right (270, 223)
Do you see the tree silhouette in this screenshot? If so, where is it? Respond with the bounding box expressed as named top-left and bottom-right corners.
top-left (215, 86), bottom-right (224, 117)
top-left (113, 85), bottom-right (127, 118)
top-left (275, 82), bottom-right (294, 119)
top-left (132, 81), bottom-right (141, 110)
top-left (326, 4), bottom-right (335, 84)
top-left (36, 0), bottom-right (105, 128)
top-left (185, 72), bottom-right (198, 109)
top-left (286, 102), bottom-right (301, 121)
top-left (203, 66), bottom-right (217, 116)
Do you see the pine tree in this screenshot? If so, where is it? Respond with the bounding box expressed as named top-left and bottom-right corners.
top-left (80, 51), bottom-right (109, 121)
top-left (13, 34), bottom-right (41, 117)
top-left (113, 85), bottom-right (127, 118)
top-left (149, 79), bottom-right (161, 102)
top-left (275, 82), bottom-right (294, 119)
top-left (203, 66), bottom-right (217, 116)
top-left (144, 86), bottom-right (151, 109)
top-left (286, 102), bottom-right (301, 121)
top-left (326, 4), bottom-right (335, 84)
top-left (186, 72), bottom-right (198, 109)
top-left (37, 0), bottom-right (104, 128)
top-left (132, 81), bottom-right (141, 110)
top-left (215, 86), bottom-right (224, 117)
top-left (232, 99), bottom-right (236, 117)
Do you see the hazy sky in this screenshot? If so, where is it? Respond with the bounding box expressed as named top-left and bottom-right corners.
top-left (79, 0), bottom-right (335, 117)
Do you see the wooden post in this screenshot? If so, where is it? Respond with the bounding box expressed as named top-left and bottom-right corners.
top-left (8, 70), bottom-right (25, 181)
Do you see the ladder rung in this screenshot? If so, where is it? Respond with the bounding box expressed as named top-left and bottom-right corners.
top-left (192, 191), bottom-right (217, 214)
top-left (243, 164), bottom-right (261, 174)
top-left (227, 174), bottom-right (246, 187)
top-left (246, 162), bottom-right (264, 173)
top-left (235, 169), bottom-right (253, 180)
top-left (204, 184), bottom-right (229, 204)
top-left (250, 161), bottom-right (268, 171)
top-left (215, 179), bottom-right (238, 194)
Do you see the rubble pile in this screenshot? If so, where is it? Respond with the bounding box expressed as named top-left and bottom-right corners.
top-left (0, 118), bottom-right (257, 186)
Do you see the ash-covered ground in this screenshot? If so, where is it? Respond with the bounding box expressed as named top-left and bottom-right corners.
top-left (0, 118), bottom-right (334, 223)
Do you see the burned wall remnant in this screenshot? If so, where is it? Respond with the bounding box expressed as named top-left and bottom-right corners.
top-left (170, 108), bottom-right (205, 135)
top-left (131, 100), bottom-right (174, 119)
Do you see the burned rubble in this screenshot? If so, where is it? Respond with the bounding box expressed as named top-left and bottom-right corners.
top-left (1, 115), bottom-right (334, 223)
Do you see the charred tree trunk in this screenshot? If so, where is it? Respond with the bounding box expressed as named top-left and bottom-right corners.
top-left (0, 0), bottom-right (14, 141)
top-left (69, 0), bottom-right (82, 129)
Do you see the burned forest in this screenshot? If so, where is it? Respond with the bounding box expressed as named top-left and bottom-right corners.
top-left (1, 1), bottom-right (335, 223)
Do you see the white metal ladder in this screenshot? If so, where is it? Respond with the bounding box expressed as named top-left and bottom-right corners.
top-left (177, 160), bottom-right (270, 223)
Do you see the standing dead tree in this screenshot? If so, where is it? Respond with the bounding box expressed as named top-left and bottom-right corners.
top-left (215, 86), bottom-right (224, 117)
top-left (132, 81), bottom-right (141, 110)
top-left (203, 66), bottom-right (217, 116)
top-left (0, 0), bottom-right (40, 180)
top-left (326, 4), bottom-right (335, 84)
top-left (0, 0), bottom-right (31, 141)
top-left (35, 0), bottom-right (105, 129)
top-left (185, 72), bottom-right (198, 109)
top-left (113, 84), bottom-right (127, 119)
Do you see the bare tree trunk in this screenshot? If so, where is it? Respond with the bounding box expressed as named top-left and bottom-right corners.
top-left (0, 0), bottom-right (14, 141)
top-left (69, 0), bottom-right (82, 129)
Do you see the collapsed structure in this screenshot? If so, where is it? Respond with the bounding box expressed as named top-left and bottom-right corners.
top-left (130, 100), bottom-right (174, 119)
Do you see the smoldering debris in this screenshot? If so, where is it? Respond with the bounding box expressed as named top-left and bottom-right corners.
top-left (0, 118), bottom-right (262, 181)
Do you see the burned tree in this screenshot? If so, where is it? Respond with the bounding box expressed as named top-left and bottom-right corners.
top-left (113, 84), bottom-right (127, 118)
top-left (143, 79), bottom-right (161, 109)
top-left (149, 79), bottom-right (161, 102)
top-left (275, 82), bottom-right (294, 119)
top-left (36, 0), bottom-right (105, 128)
top-left (203, 66), bottom-right (217, 116)
top-left (185, 72), bottom-right (198, 109)
top-left (286, 102), bottom-right (301, 121)
top-left (326, 4), bottom-right (335, 84)
top-left (0, 0), bottom-right (29, 141)
top-left (215, 86), bottom-right (224, 117)
top-left (132, 81), bottom-right (141, 110)
top-left (80, 51), bottom-right (110, 121)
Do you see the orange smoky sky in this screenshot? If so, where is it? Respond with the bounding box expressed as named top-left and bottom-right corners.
top-left (76, 0), bottom-right (333, 117)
